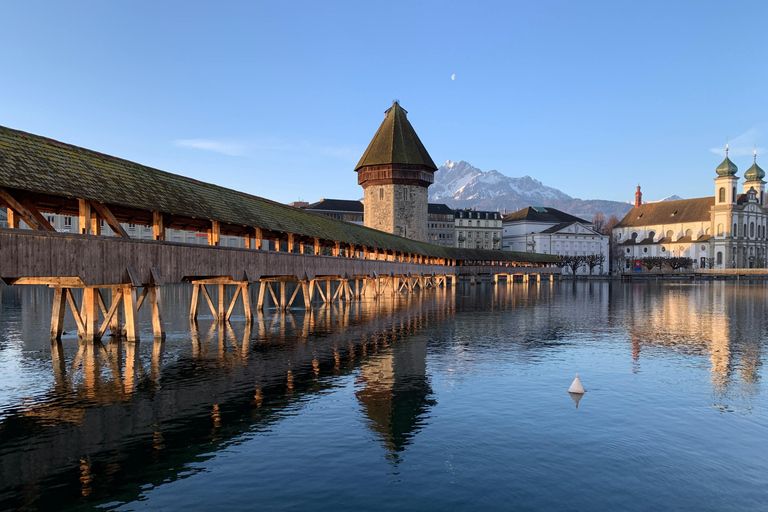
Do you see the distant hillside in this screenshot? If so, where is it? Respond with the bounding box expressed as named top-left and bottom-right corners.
top-left (429, 160), bottom-right (635, 220)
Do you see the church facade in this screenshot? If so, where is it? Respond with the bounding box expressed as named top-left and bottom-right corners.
top-left (614, 150), bottom-right (768, 269)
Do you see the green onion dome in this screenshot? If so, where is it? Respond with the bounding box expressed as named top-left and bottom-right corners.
top-left (716, 155), bottom-right (738, 177)
top-left (745, 160), bottom-right (765, 182)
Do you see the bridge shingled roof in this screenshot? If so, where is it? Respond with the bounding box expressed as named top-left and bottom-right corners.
top-left (0, 125), bottom-right (555, 263)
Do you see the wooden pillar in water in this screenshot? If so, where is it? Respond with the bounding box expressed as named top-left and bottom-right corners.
top-left (123, 285), bottom-right (140, 342)
top-left (50, 287), bottom-right (66, 340)
top-left (148, 286), bottom-right (165, 339)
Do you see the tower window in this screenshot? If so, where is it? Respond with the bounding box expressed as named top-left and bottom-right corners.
top-left (719, 187), bottom-right (725, 203)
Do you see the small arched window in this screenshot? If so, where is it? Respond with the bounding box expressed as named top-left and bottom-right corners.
top-left (717, 251), bottom-right (723, 265)
top-left (717, 223), bottom-right (724, 236)
top-left (666, 230), bottom-right (674, 240)
top-left (750, 222), bottom-right (755, 238)
top-left (685, 229), bottom-right (693, 238)
top-left (648, 231), bottom-right (656, 240)
top-left (734, 223), bottom-right (738, 236)
top-left (719, 187), bottom-right (726, 203)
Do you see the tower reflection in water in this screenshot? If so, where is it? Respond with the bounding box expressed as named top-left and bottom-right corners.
top-left (0, 285), bottom-right (448, 511)
top-left (356, 334), bottom-right (435, 463)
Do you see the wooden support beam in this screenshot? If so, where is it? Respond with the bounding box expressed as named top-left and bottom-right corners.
top-left (0, 187), bottom-right (53, 231)
top-left (208, 220), bottom-right (221, 246)
top-left (333, 241), bottom-right (341, 257)
top-left (90, 211), bottom-right (101, 235)
top-left (82, 287), bottom-right (99, 341)
top-left (200, 285), bottom-right (217, 319)
top-left (98, 288), bottom-right (124, 339)
top-left (78, 198), bottom-right (91, 235)
top-left (153, 211), bottom-right (166, 241)
top-left (149, 286), bottom-right (165, 339)
top-left (302, 281), bottom-right (311, 309)
top-left (50, 287), bottom-right (67, 340)
top-left (267, 282), bottom-right (279, 308)
top-left (218, 284), bottom-right (226, 321)
top-left (225, 284), bottom-right (242, 320)
top-left (241, 283), bottom-right (253, 322)
top-left (190, 283), bottom-right (201, 321)
top-left (256, 281), bottom-right (266, 311)
top-left (255, 227), bottom-right (263, 250)
top-left (89, 201), bottom-right (130, 238)
top-left (288, 233), bottom-right (295, 253)
top-left (280, 281), bottom-right (287, 310)
top-left (314, 237), bottom-right (321, 255)
top-left (287, 282), bottom-right (301, 308)
top-left (64, 288), bottom-right (86, 336)
top-left (121, 286), bottom-right (140, 341)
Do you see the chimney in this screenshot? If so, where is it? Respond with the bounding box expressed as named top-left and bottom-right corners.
top-left (635, 185), bottom-right (642, 208)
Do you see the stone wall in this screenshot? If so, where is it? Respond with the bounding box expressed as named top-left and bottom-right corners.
top-left (364, 184), bottom-right (428, 242)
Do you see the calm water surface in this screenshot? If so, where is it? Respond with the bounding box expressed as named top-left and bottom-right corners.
top-left (0, 281), bottom-right (766, 511)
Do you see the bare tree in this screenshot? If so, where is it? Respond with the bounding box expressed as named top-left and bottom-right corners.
top-left (641, 256), bottom-right (665, 271)
top-left (585, 253), bottom-right (606, 274)
top-left (559, 254), bottom-right (586, 276)
top-left (605, 214), bottom-right (621, 233)
top-left (668, 257), bottom-right (693, 270)
top-left (705, 256), bottom-right (716, 269)
top-left (591, 212), bottom-right (606, 232)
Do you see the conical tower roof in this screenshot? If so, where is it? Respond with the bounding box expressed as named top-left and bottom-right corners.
top-left (355, 101), bottom-right (437, 172)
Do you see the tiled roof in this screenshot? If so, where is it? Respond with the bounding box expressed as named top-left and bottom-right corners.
top-left (0, 125), bottom-right (556, 264)
top-left (305, 199), bottom-right (364, 212)
top-left (354, 102), bottom-right (437, 172)
top-left (503, 206), bottom-right (588, 224)
top-left (615, 197), bottom-right (714, 228)
top-left (428, 203), bottom-right (454, 215)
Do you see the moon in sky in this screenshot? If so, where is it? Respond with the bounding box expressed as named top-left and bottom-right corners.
top-left (451, 74), bottom-right (456, 80)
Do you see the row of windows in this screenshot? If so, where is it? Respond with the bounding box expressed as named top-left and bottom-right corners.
top-left (457, 219), bottom-right (501, 227)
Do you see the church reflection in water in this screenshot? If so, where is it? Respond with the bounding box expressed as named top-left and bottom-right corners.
top-left (623, 281), bottom-right (764, 395)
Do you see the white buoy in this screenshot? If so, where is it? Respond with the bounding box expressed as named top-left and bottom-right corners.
top-left (568, 374), bottom-right (585, 394)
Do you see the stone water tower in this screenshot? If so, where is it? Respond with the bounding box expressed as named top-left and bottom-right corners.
top-left (355, 101), bottom-right (437, 241)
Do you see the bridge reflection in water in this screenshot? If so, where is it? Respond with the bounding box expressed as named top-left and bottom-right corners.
top-left (0, 282), bottom-right (468, 510)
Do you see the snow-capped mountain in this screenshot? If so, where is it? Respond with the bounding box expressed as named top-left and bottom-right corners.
top-left (646, 195), bottom-right (683, 203)
top-left (430, 160), bottom-right (634, 220)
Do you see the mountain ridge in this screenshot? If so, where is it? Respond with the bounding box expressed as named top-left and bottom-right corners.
top-left (429, 160), bottom-right (644, 220)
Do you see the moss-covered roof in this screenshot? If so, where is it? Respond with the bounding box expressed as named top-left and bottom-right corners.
top-left (354, 102), bottom-right (437, 172)
top-left (0, 125), bottom-right (556, 264)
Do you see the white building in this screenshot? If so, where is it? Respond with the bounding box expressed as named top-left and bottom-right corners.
top-left (614, 149), bottom-right (768, 269)
top-left (454, 209), bottom-right (502, 249)
top-left (502, 206), bottom-right (610, 275)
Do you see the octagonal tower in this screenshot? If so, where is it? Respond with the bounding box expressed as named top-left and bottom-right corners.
top-left (355, 101), bottom-right (437, 241)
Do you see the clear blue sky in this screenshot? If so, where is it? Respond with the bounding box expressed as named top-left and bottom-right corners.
top-left (1, 1), bottom-right (766, 205)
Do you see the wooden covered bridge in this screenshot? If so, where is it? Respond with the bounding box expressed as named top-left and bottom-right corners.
top-left (0, 125), bottom-right (559, 342)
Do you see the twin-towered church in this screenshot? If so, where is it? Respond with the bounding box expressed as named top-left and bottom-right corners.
top-left (614, 148), bottom-right (767, 269)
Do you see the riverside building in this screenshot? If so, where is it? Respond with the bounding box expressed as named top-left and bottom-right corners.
top-left (501, 206), bottom-right (609, 274)
top-left (614, 148), bottom-right (768, 269)
top-left (454, 209), bottom-right (502, 250)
